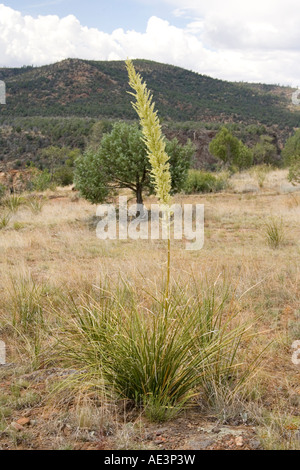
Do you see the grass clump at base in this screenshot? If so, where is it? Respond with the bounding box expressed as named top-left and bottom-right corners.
top-left (53, 277), bottom-right (259, 422)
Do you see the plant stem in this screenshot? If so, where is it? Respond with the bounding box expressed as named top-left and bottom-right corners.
top-left (165, 234), bottom-right (171, 313)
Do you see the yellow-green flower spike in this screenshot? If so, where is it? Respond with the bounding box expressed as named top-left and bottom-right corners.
top-left (126, 59), bottom-right (172, 206)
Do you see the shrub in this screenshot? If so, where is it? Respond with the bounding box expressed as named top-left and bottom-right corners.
top-left (282, 129), bottom-right (300, 167)
top-left (74, 149), bottom-right (111, 204)
top-left (288, 159), bottom-right (300, 185)
top-left (252, 135), bottom-right (278, 166)
top-left (27, 169), bottom-right (56, 192)
top-left (209, 127), bottom-right (253, 170)
top-left (53, 166), bottom-right (74, 186)
top-left (251, 164), bottom-right (272, 189)
top-left (184, 170), bottom-right (227, 194)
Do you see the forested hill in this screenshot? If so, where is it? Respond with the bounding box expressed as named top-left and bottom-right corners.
top-left (0, 59), bottom-right (299, 129)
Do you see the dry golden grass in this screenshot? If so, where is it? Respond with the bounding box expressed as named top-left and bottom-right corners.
top-left (0, 171), bottom-right (299, 449)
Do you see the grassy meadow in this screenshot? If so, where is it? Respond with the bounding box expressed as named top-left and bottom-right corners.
top-left (0, 169), bottom-right (299, 450)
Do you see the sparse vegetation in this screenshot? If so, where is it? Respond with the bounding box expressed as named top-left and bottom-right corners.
top-left (0, 60), bottom-right (299, 451)
top-left (1, 59), bottom-right (299, 129)
top-left (3, 194), bottom-right (25, 213)
top-left (0, 172), bottom-right (298, 449)
top-left (251, 164), bottom-right (272, 189)
top-left (25, 195), bottom-right (45, 214)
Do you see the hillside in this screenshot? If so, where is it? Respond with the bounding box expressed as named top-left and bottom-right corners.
top-left (0, 59), bottom-right (299, 128)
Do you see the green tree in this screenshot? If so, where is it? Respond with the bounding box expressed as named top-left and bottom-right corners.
top-left (237, 140), bottom-right (253, 169)
top-left (38, 146), bottom-right (81, 185)
top-left (53, 166), bottom-right (74, 186)
top-left (27, 169), bottom-right (56, 192)
top-left (209, 127), bottom-right (253, 170)
top-left (75, 122), bottom-right (194, 205)
top-left (288, 160), bottom-right (300, 185)
top-left (39, 146), bottom-right (66, 178)
top-left (165, 137), bottom-right (195, 195)
top-left (74, 149), bottom-right (111, 204)
top-left (252, 135), bottom-right (278, 165)
top-left (282, 129), bottom-right (300, 167)
top-left (87, 120), bottom-right (114, 151)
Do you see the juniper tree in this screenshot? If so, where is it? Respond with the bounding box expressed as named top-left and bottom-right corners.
top-left (75, 121), bottom-right (194, 205)
top-left (209, 126), bottom-right (253, 170)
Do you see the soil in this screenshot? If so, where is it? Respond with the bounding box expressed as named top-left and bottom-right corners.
top-left (0, 365), bottom-right (262, 451)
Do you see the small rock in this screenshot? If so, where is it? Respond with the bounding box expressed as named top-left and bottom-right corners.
top-left (250, 439), bottom-right (262, 450)
top-left (10, 422), bottom-right (24, 432)
top-left (197, 427), bottom-right (207, 433)
top-left (17, 417), bottom-right (31, 427)
top-left (187, 439), bottom-right (214, 450)
top-left (155, 427), bottom-right (168, 436)
top-left (61, 424), bottom-right (72, 436)
top-left (211, 427), bottom-right (222, 434)
top-left (154, 439), bottom-right (165, 445)
top-left (235, 436), bottom-right (244, 447)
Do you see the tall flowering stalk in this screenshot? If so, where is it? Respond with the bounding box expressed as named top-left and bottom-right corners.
top-left (126, 59), bottom-right (172, 309)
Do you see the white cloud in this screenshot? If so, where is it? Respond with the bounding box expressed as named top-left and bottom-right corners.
top-left (167, 0), bottom-right (300, 50)
top-left (0, 2), bottom-right (299, 86)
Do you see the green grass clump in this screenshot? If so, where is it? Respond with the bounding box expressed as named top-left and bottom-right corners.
top-left (9, 276), bottom-right (44, 332)
top-left (0, 211), bottom-right (11, 229)
top-left (3, 194), bottom-right (25, 213)
top-left (265, 217), bottom-right (285, 249)
top-left (25, 194), bottom-right (45, 214)
top-left (251, 164), bottom-right (272, 189)
top-left (54, 279), bottom-right (257, 422)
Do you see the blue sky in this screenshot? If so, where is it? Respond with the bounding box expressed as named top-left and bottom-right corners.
top-left (4, 0), bottom-right (185, 33)
top-left (0, 0), bottom-right (300, 86)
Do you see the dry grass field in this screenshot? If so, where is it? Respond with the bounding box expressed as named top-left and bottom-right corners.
top-left (0, 169), bottom-right (299, 450)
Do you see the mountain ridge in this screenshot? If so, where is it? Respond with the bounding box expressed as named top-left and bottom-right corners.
top-left (0, 58), bottom-right (299, 129)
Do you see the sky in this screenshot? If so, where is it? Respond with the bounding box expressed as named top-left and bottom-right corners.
top-left (0, 0), bottom-right (299, 86)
